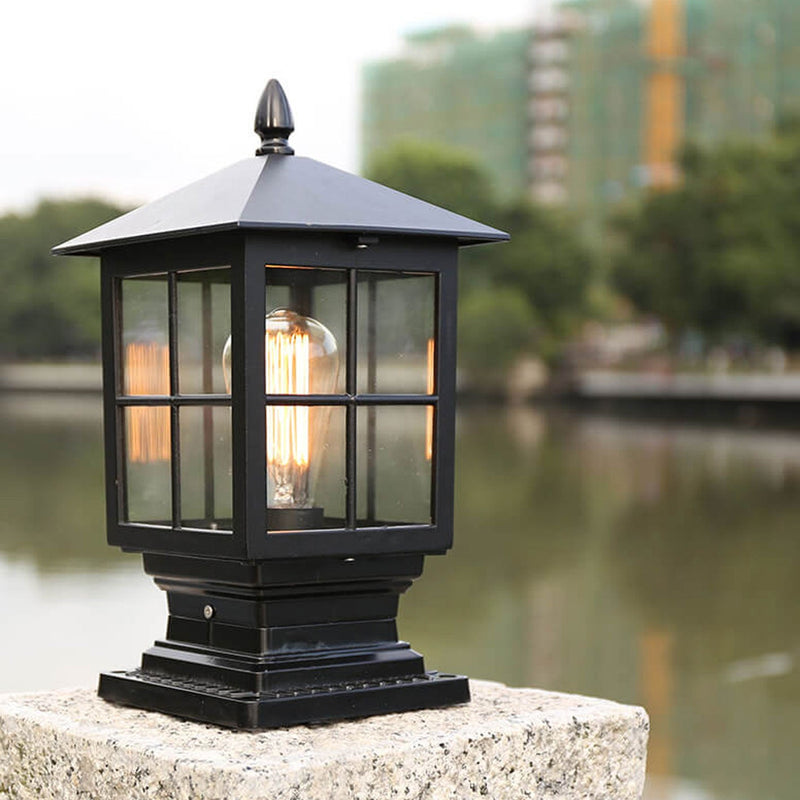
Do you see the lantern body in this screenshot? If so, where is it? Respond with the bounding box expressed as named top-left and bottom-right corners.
top-left (55, 125), bottom-right (507, 727)
top-left (100, 232), bottom-right (459, 561)
top-left (91, 233), bottom-right (465, 727)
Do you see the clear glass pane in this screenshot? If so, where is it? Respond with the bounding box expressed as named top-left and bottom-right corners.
top-left (122, 405), bottom-right (171, 523)
top-left (266, 405), bottom-right (345, 531)
top-left (265, 266), bottom-right (346, 394)
top-left (177, 268), bottom-right (231, 395)
top-left (180, 406), bottom-right (232, 530)
top-left (357, 272), bottom-right (436, 395)
top-left (121, 276), bottom-right (170, 397)
top-left (357, 405), bottom-right (433, 526)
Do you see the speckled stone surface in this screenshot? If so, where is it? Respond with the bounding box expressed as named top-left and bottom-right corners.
top-left (0, 680), bottom-right (648, 800)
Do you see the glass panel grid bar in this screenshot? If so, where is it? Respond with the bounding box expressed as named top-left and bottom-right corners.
top-left (262, 394), bottom-right (438, 406)
top-left (116, 395), bottom-right (232, 406)
top-left (200, 281), bottom-right (215, 522)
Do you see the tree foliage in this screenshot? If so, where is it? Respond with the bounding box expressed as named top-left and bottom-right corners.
top-left (0, 146), bottom-right (597, 370)
top-left (366, 140), bottom-right (595, 368)
top-left (0, 198), bottom-right (127, 359)
top-left (366, 139), bottom-right (495, 222)
top-left (458, 287), bottom-right (538, 376)
top-left (612, 126), bottom-right (800, 348)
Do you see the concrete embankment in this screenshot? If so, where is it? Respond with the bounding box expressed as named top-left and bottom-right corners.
top-left (568, 369), bottom-right (800, 426)
top-left (0, 363), bottom-right (102, 395)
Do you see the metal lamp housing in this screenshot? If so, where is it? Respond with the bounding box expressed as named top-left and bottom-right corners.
top-left (53, 80), bottom-right (508, 729)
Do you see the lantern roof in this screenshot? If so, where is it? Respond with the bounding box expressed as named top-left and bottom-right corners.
top-left (53, 80), bottom-right (508, 256)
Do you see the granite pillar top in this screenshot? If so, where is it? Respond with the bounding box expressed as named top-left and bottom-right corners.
top-left (0, 680), bottom-right (648, 800)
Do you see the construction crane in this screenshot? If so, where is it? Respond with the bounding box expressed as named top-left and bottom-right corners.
top-left (643, 0), bottom-right (685, 188)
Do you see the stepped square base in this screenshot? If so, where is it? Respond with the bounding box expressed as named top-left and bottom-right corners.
top-left (99, 668), bottom-right (469, 729)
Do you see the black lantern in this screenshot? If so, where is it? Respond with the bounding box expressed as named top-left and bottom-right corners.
top-left (53, 80), bottom-right (508, 729)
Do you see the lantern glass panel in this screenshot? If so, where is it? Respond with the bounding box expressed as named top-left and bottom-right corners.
top-left (122, 405), bottom-right (171, 523)
top-left (179, 406), bottom-right (233, 530)
top-left (265, 266), bottom-right (347, 395)
top-left (356, 405), bottom-right (433, 526)
top-left (266, 405), bottom-right (346, 531)
top-left (357, 272), bottom-right (436, 395)
top-left (177, 268), bottom-right (231, 396)
top-left (121, 275), bottom-right (169, 397)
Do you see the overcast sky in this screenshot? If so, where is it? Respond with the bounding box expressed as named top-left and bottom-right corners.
top-left (0, 0), bottom-right (555, 214)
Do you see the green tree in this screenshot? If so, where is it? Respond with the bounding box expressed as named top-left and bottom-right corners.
top-left (458, 287), bottom-right (538, 377)
top-left (483, 200), bottom-right (594, 347)
top-left (365, 140), bottom-right (595, 368)
top-left (612, 127), bottom-right (800, 348)
top-left (0, 198), bottom-right (126, 359)
top-left (366, 139), bottom-right (495, 221)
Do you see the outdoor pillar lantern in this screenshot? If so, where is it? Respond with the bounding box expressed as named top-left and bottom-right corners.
top-left (53, 80), bottom-right (508, 729)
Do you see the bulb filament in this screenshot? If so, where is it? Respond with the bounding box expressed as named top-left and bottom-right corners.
top-left (221, 305), bottom-right (339, 513)
top-left (267, 327), bottom-right (311, 506)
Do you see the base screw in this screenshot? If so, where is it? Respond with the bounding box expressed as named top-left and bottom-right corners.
top-left (203, 604), bottom-right (215, 620)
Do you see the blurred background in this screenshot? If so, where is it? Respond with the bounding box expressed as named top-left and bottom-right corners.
top-left (2, 1), bottom-right (800, 798)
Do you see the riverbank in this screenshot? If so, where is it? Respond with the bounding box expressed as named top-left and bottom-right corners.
top-left (6, 361), bottom-right (800, 413)
top-left (0, 363), bottom-right (101, 395)
top-left (562, 369), bottom-right (800, 428)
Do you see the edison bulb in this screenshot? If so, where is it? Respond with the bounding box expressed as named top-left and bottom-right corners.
top-left (222, 308), bottom-right (339, 514)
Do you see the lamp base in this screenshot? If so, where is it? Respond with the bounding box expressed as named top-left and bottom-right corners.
top-left (267, 505), bottom-right (324, 530)
top-left (96, 553), bottom-right (469, 729)
top-left (99, 669), bottom-right (469, 730)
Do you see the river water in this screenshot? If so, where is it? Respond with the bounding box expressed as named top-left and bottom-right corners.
top-left (1, 394), bottom-right (797, 800)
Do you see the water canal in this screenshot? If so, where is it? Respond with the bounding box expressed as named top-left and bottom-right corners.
top-left (1, 394), bottom-right (797, 800)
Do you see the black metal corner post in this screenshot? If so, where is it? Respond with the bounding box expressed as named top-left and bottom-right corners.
top-left (434, 253), bottom-right (460, 550)
top-left (238, 235), bottom-right (267, 552)
top-left (100, 259), bottom-right (122, 545)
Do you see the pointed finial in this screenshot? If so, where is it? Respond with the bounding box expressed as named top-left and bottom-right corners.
top-left (254, 79), bottom-right (295, 156)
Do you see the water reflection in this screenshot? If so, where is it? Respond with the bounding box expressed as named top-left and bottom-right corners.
top-left (0, 395), bottom-right (163, 692)
top-left (0, 395), bottom-right (115, 570)
top-left (0, 399), bottom-right (797, 800)
top-left (402, 408), bottom-right (800, 800)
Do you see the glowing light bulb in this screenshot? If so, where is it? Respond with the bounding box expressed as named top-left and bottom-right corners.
top-left (222, 308), bottom-right (339, 522)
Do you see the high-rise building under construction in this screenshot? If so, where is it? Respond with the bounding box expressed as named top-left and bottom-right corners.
top-left (361, 25), bottom-right (531, 200)
top-left (361, 1), bottom-right (800, 228)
